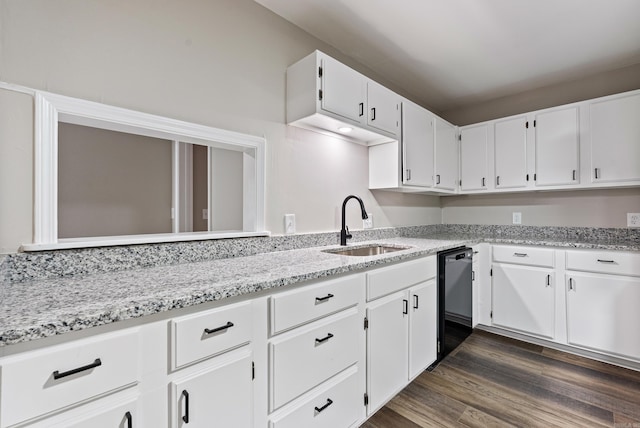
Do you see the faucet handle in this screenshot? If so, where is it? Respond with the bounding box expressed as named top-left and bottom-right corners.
top-left (345, 226), bottom-right (352, 240)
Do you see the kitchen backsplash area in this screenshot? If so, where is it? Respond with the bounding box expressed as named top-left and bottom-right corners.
top-left (1, 225), bottom-right (638, 284)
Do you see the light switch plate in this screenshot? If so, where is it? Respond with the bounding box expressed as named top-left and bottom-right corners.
top-left (284, 214), bottom-right (296, 234)
top-left (628, 213), bottom-right (640, 228)
top-left (512, 212), bottom-right (522, 225)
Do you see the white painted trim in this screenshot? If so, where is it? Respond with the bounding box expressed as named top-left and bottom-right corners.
top-left (21, 231), bottom-right (271, 252)
top-left (32, 89), bottom-right (267, 248)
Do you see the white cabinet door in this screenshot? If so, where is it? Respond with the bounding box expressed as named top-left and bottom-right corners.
top-left (366, 291), bottom-right (408, 414)
top-left (535, 106), bottom-right (579, 186)
top-left (492, 264), bottom-right (555, 339)
top-left (367, 80), bottom-right (399, 136)
top-left (320, 55), bottom-right (365, 123)
top-left (494, 116), bottom-right (528, 189)
top-left (402, 101), bottom-right (434, 187)
top-left (433, 117), bottom-right (459, 191)
top-left (460, 124), bottom-right (489, 191)
top-left (566, 273), bottom-right (640, 361)
top-left (408, 280), bottom-right (437, 380)
top-left (171, 349), bottom-right (253, 428)
top-left (590, 91), bottom-right (640, 183)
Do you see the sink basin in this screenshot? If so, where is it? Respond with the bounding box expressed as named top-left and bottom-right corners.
top-left (323, 244), bottom-right (412, 257)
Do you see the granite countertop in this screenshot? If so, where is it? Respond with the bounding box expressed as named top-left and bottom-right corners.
top-left (1, 233), bottom-right (638, 348)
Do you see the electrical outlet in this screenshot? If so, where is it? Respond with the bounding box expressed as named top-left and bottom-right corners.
top-left (628, 213), bottom-right (640, 228)
top-left (363, 213), bottom-right (373, 229)
top-left (284, 214), bottom-right (296, 234)
top-left (512, 212), bottom-right (522, 225)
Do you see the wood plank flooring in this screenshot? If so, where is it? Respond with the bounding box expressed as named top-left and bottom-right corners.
top-left (361, 330), bottom-right (640, 427)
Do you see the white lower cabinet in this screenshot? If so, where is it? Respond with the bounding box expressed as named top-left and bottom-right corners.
top-left (566, 273), bottom-right (640, 360)
top-left (366, 257), bottom-right (437, 415)
top-left (492, 264), bottom-right (555, 339)
top-left (269, 367), bottom-right (361, 428)
top-left (171, 347), bottom-right (253, 428)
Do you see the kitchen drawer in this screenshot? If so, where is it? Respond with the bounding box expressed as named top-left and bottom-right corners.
top-left (270, 308), bottom-right (359, 410)
top-left (0, 329), bottom-right (139, 428)
top-left (566, 250), bottom-right (640, 277)
top-left (172, 300), bottom-right (252, 370)
top-left (367, 256), bottom-right (435, 301)
top-left (269, 367), bottom-right (360, 428)
top-left (492, 245), bottom-right (555, 268)
top-left (270, 273), bottom-right (363, 335)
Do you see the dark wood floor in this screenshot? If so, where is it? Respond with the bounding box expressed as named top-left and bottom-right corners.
top-left (362, 330), bottom-right (640, 427)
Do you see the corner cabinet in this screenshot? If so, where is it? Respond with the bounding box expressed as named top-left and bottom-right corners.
top-left (459, 124), bottom-right (489, 192)
top-left (286, 50), bottom-right (399, 144)
top-left (433, 118), bottom-right (459, 192)
top-left (401, 100), bottom-right (435, 188)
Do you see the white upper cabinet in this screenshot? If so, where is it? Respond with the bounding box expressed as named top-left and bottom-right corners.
top-left (459, 123), bottom-right (489, 191)
top-left (494, 116), bottom-right (529, 189)
top-left (433, 117), bottom-right (459, 192)
top-left (367, 80), bottom-right (400, 135)
top-left (320, 54), bottom-right (366, 123)
top-left (589, 91), bottom-right (640, 184)
top-left (402, 100), bottom-right (434, 187)
top-left (534, 106), bottom-right (579, 187)
top-left (286, 50), bottom-right (399, 144)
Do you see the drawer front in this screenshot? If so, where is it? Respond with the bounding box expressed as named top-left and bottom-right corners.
top-left (271, 274), bottom-right (363, 335)
top-left (270, 308), bottom-right (360, 410)
top-left (270, 368), bottom-right (360, 428)
top-left (492, 245), bottom-right (555, 268)
top-left (367, 256), bottom-right (435, 301)
top-left (566, 250), bottom-right (640, 277)
top-left (172, 301), bottom-right (252, 369)
top-left (0, 330), bottom-right (139, 427)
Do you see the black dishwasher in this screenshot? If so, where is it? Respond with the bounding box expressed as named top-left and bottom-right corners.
top-left (437, 246), bottom-right (473, 362)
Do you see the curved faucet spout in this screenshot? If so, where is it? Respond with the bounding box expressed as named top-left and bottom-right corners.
top-left (340, 195), bottom-right (368, 246)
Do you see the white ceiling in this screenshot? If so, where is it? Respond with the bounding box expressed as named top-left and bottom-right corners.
top-left (254, 0), bottom-right (640, 112)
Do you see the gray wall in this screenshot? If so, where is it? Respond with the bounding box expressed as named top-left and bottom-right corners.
top-left (0, 0), bottom-right (441, 254)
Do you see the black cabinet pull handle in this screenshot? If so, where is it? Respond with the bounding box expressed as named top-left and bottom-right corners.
top-left (315, 333), bottom-right (334, 344)
top-left (482, 177), bottom-right (486, 187)
top-left (125, 411), bottom-right (133, 428)
top-left (182, 390), bottom-right (190, 423)
top-left (315, 398), bottom-right (334, 413)
top-left (204, 321), bottom-right (234, 335)
top-left (403, 299), bottom-right (408, 315)
top-left (315, 293), bottom-right (334, 303)
top-left (594, 168), bottom-right (600, 179)
top-left (568, 278), bottom-right (575, 291)
top-left (513, 253), bottom-right (527, 257)
top-left (413, 294), bottom-right (419, 309)
top-left (436, 174), bottom-right (441, 185)
top-left (53, 358), bottom-right (101, 380)
top-left (572, 170), bottom-right (576, 180)
top-left (597, 259), bottom-right (615, 264)
top-left (546, 275), bottom-right (551, 287)
top-left (496, 176), bottom-right (500, 186)
top-left (359, 103), bottom-right (364, 117)
top-left (371, 107), bottom-right (376, 121)
top-left (472, 270), bottom-right (475, 281)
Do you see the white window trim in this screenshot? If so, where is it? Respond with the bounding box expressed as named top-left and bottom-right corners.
top-left (23, 88), bottom-right (267, 251)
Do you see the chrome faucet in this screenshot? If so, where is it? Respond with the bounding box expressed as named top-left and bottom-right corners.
top-left (340, 195), bottom-right (368, 246)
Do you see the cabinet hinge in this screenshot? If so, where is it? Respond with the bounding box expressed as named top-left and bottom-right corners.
top-left (318, 66), bottom-right (323, 78)
top-left (533, 119), bottom-right (536, 127)
top-left (252, 361), bottom-right (255, 380)
top-left (490, 268), bottom-right (493, 276)
top-left (534, 173), bottom-right (537, 181)
top-left (526, 174), bottom-right (529, 181)
top-left (490, 310), bottom-right (493, 319)
top-left (364, 393), bottom-right (369, 406)
top-left (458, 134), bottom-right (462, 141)
top-left (318, 89), bottom-right (323, 101)
top-left (526, 121), bottom-right (529, 129)
top-left (459, 179), bottom-right (462, 186)
top-left (364, 317), bottom-right (369, 330)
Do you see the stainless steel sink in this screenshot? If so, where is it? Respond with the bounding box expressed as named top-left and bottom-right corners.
top-left (323, 244), bottom-right (412, 257)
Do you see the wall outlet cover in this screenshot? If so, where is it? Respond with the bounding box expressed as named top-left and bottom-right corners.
top-left (284, 214), bottom-right (296, 234)
top-left (512, 212), bottom-right (522, 225)
top-left (628, 213), bottom-right (640, 228)
top-left (363, 213), bottom-right (373, 229)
